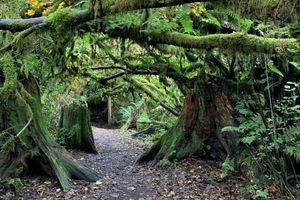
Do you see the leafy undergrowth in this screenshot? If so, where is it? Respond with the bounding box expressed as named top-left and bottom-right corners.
top-left (1, 128), bottom-right (290, 200)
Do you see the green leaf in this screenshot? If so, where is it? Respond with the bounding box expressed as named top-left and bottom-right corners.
top-left (240, 19), bottom-right (253, 31)
top-left (176, 5), bottom-right (194, 33)
top-left (253, 190), bottom-right (268, 199)
top-left (180, 14), bottom-right (194, 33)
top-left (241, 135), bottom-right (257, 145)
top-left (82, 33), bottom-right (91, 47)
top-left (290, 61), bottom-right (300, 71)
top-left (221, 157), bottom-right (235, 178)
top-left (267, 62), bottom-right (284, 77)
top-left (137, 111), bottom-right (151, 123)
top-left (203, 12), bottom-right (221, 27)
top-left (106, 20), bottom-right (119, 31)
top-left (240, 70), bottom-right (250, 80)
top-left (7, 178), bottom-right (22, 192)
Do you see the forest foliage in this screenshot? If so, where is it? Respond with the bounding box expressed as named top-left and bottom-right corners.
top-left (0, 0), bottom-right (299, 198)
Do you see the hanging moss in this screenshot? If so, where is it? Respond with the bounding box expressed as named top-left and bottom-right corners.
top-left (41, 8), bottom-right (79, 73)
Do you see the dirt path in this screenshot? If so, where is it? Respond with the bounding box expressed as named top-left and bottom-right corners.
top-left (71, 127), bottom-right (153, 199)
top-left (12, 127), bottom-right (244, 200)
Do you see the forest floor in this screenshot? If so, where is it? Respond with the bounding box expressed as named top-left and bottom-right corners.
top-left (5, 127), bottom-right (287, 199)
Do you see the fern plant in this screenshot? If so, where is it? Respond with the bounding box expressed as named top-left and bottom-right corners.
top-left (119, 100), bottom-right (143, 123)
top-left (175, 5), bottom-right (194, 34)
top-left (226, 9), bottom-right (253, 31)
top-left (222, 81), bottom-right (300, 197)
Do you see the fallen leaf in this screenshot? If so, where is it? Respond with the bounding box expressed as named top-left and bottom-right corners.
top-left (127, 187), bottom-right (135, 191)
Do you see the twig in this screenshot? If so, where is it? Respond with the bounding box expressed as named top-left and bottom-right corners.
top-left (16, 118), bottom-right (33, 137)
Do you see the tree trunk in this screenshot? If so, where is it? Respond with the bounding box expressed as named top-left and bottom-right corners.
top-left (60, 103), bottom-right (97, 154)
top-left (0, 73), bottom-right (99, 190)
top-left (107, 95), bottom-right (112, 125)
top-left (138, 81), bottom-right (236, 164)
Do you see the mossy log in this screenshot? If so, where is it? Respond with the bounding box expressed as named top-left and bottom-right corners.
top-left (60, 103), bottom-right (97, 154)
top-left (137, 81), bottom-right (236, 164)
top-left (0, 57), bottom-right (99, 190)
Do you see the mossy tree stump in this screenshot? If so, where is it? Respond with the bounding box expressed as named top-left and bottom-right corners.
top-left (0, 54), bottom-right (99, 190)
top-left (138, 80), bottom-right (237, 164)
top-left (60, 103), bottom-right (97, 154)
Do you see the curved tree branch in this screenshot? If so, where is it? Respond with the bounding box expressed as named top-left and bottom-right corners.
top-left (99, 72), bottom-right (126, 85)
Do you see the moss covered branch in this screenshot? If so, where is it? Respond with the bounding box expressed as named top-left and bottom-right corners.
top-left (0, 0), bottom-right (210, 32)
top-left (125, 77), bottom-right (179, 116)
top-left (102, 27), bottom-right (299, 55)
top-left (149, 31), bottom-right (299, 54)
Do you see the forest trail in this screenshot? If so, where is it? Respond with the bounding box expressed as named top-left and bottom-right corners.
top-left (15, 127), bottom-right (242, 200)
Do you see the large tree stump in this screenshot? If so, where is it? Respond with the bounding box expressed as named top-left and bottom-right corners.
top-left (138, 81), bottom-right (236, 164)
top-left (60, 103), bottom-right (97, 154)
top-left (0, 57), bottom-right (99, 190)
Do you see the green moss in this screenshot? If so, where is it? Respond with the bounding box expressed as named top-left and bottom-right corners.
top-left (142, 31), bottom-right (299, 55)
top-left (0, 136), bottom-right (15, 156)
top-left (42, 8), bottom-right (77, 71)
top-left (60, 103), bottom-right (97, 153)
top-left (45, 8), bottom-right (77, 31)
top-left (0, 53), bottom-right (17, 99)
top-left (100, 0), bottom-right (145, 14)
top-left (159, 126), bottom-right (203, 161)
top-left (1, 77), bottom-right (99, 190)
top-left (176, 132), bottom-right (203, 159)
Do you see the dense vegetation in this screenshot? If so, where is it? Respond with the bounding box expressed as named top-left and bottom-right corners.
top-left (0, 0), bottom-right (299, 198)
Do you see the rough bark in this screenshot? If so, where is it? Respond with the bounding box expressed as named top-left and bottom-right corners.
top-left (138, 81), bottom-right (236, 164)
top-left (0, 74), bottom-right (99, 190)
top-left (60, 103), bottom-right (97, 154)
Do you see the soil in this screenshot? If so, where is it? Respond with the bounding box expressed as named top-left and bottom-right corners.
top-left (1, 127), bottom-right (288, 199)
